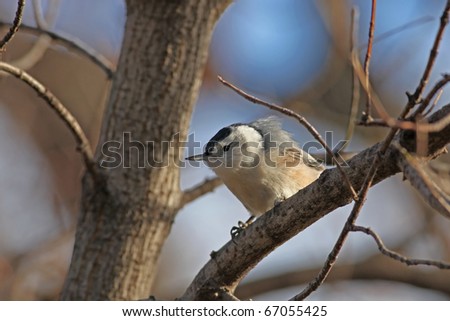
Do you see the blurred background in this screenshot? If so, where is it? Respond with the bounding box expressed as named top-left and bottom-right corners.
top-left (0, 0), bottom-right (449, 300)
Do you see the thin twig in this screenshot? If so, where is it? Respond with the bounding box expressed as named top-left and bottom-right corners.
top-left (238, 221), bottom-right (450, 299)
top-left (0, 0), bottom-right (26, 50)
top-left (290, 161), bottom-right (375, 301)
top-left (360, 73), bottom-right (450, 128)
top-left (412, 73), bottom-right (450, 117)
top-left (354, 63), bottom-right (450, 132)
top-left (352, 225), bottom-right (450, 269)
top-left (361, 0), bottom-right (377, 122)
top-left (423, 89), bottom-right (443, 117)
top-left (0, 61), bottom-right (96, 175)
top-left (357, 1), bottom-right (450, 124)
top-left (352, 51), bottom-right (398, 128)
top-left (359, 101), bottom-right (450, 134)
top-left (405, 0), bottom-right (450, 115)
top-left (181, 177), bottom-right (223, 207)
top-left (1, 0), bottom-right (59, 73)
top-left (0, 21), bottom-right (114, 78)
top-left (218, 76), bottom-right (359, 201)
top-left (360, 16), bottom-right (434, 51)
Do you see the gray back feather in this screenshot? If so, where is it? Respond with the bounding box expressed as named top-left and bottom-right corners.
top-left (250, 116), bottom-right (298, 150)
top-left (250, 116), bottom-right (324, 170)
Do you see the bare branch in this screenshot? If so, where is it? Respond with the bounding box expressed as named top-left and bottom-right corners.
top-left (406, 0), bottom-right (450, 114)
top-left (218, 75), bottom-right (359, 201)
top-left (361, 0), bottom-right (376, 122)
top-left (0, 61), bottom-right (96, 175)
top-left (0, 22), bottom-right (115, 78)
top-left (357, 73), bottom-right (450, 156)
top-left (354, 1), bottom-right (450, 126)
top-left (0, 0), bottom-right (25, 50)
top-left (354, 65), bottom-right (450, 133)
top-left (413, 73), bottom-right (450, 117)
top-left (360, 16), bottom-right (434, 51)
top-left (236, 216), bottom-right (444, 300)
top-left (181, 177), bottom-right (223, 207)
top-left (1, 0), bottom-right (60, 73)
top-left (352, 225), bottom-right (450, 269)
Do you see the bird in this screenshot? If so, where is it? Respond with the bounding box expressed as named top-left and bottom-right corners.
top-left (186, 116), bottom-right (325, 237)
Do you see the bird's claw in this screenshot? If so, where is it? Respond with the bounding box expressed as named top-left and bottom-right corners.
top-left (230, 220), bottom-right (249, 239)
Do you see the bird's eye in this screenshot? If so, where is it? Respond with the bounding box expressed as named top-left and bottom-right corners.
top-left (205, 142), bottom-right (218, 155)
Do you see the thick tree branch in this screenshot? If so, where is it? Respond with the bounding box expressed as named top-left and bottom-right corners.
top-left (181, 177), bottom-right (223, 207)
top-left (0, 0), bottom-right (25, 50)
top-left (180, 105), bottom-right (450, 300)
top-left (62, 0), bottom-right (233, 300)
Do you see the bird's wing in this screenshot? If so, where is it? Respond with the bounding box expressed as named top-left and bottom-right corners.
top-left (280, 147), bottom-right (325, 171)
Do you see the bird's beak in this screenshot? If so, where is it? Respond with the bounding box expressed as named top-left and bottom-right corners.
top-left (185, 153), bottom-right (206, 161)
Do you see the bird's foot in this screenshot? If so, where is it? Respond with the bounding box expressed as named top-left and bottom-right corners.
top-left (230, 220), bottom-right (248, 239)
top-left (230, 216), bottom-right (255, 240)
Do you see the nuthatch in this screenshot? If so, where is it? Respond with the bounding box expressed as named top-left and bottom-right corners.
top-left (187, 116), bottom-right (324, 236)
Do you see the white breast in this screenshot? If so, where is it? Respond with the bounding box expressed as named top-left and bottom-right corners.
top-left (213, 161), bottom-right (322, 216)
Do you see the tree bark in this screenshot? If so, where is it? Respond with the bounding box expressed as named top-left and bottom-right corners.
top-left (61, 0), bottom-right (231, 300)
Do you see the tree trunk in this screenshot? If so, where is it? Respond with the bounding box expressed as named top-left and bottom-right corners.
top-left (61, 0), bottom-right (231, 300)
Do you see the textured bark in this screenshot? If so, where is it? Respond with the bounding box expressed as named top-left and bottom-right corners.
top-left (61, 0), bottom-right (231, 300)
